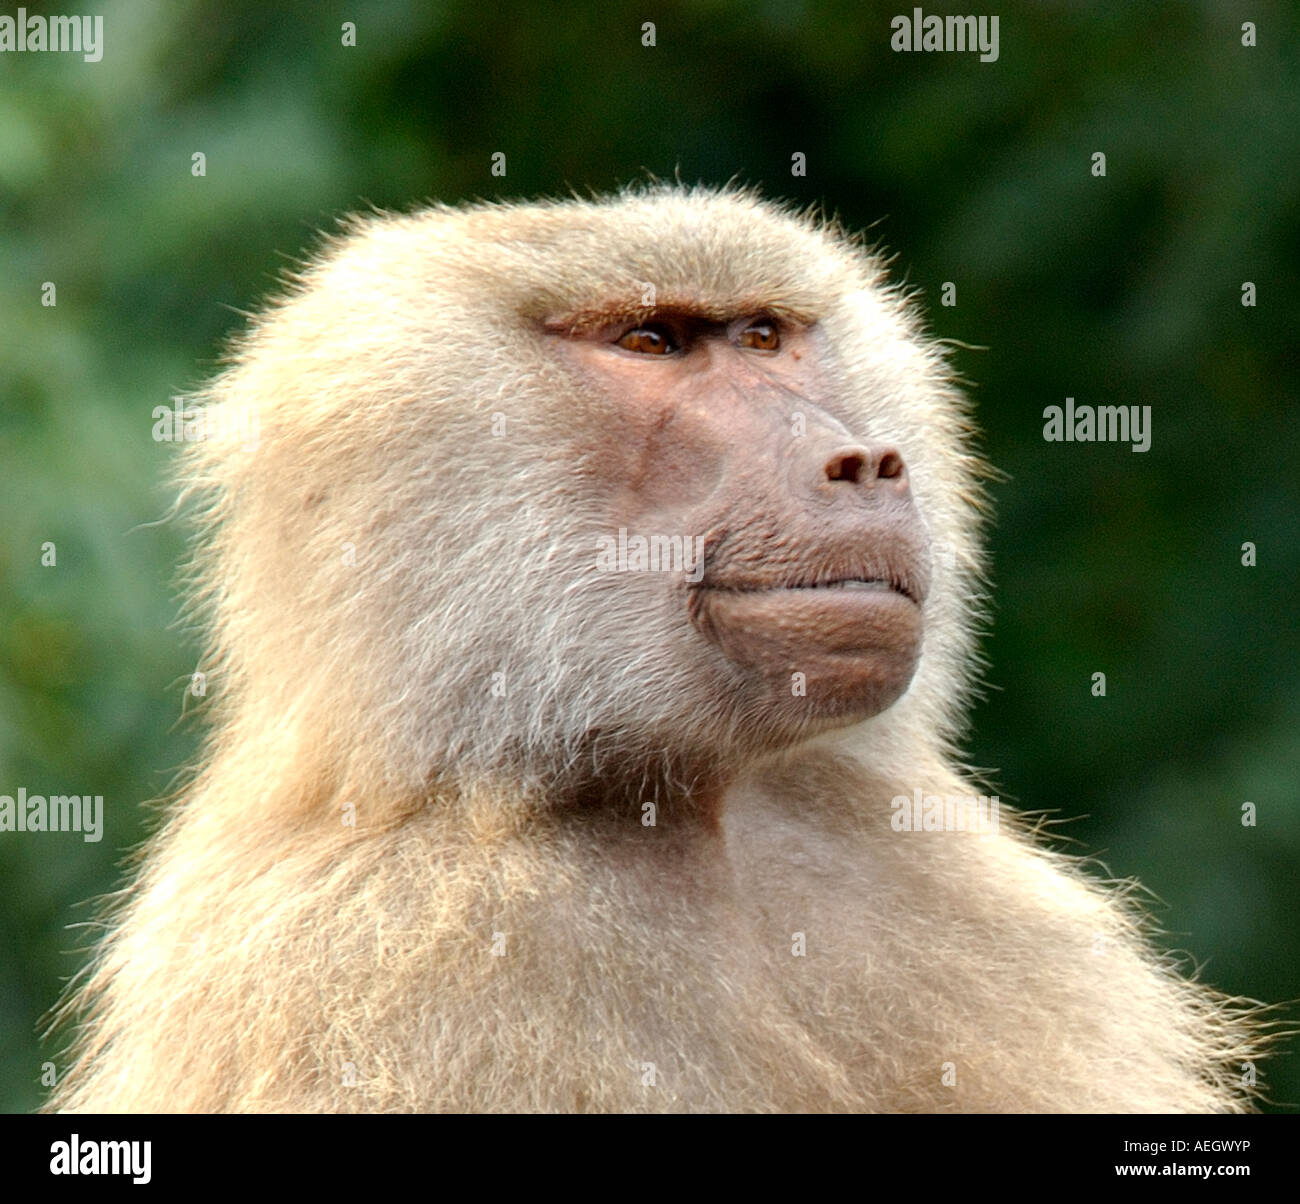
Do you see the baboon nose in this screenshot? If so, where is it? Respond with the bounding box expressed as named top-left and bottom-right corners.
top-left (823, 444), bottom-right (908, 489)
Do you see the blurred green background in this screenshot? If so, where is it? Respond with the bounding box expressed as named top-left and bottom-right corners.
top-left (2, 0), bottom-right (1297, 1112)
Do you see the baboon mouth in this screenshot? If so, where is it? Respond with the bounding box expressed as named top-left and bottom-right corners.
top-left (705, 575), bottom-right (918, 604)
top-left (790, 576), bottom-right (903, 596)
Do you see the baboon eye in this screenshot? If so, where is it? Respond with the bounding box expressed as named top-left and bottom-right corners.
top-left (617, 325), bottom-right (677, 355)
top-left (739, 321), bottom-right (779, 351)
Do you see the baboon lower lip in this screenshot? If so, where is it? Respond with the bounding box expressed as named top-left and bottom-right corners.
top-left (691, 573), bottom-right (923, 720)
top-left (692, 574), bottom-right (922, 658)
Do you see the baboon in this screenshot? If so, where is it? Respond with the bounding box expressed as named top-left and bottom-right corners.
top-left (50, 186), bottom-right (1262, 1112)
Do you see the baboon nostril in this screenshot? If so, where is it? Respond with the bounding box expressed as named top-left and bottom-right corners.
top-left (825, 450), bottom-right (867, 483)
top-left (878, 451), bottom-right (904, 480)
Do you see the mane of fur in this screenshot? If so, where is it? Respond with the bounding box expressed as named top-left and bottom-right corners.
top-left (48, 186), bottom-right (1266, 1112)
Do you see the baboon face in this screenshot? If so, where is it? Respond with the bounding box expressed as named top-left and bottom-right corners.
top-left (551, 307), bottom-right (931, 739)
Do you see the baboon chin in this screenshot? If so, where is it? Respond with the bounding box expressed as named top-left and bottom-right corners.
top-left (48, 186), bottom-right (1265, 1113)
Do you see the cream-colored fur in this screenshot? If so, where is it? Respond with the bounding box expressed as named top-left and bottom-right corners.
top-left (49, 187), bottom-right (1261, 1111)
